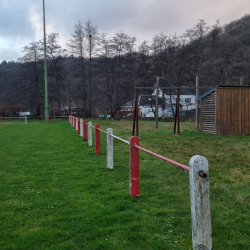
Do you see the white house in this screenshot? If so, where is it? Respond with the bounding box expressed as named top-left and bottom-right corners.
top-left (121, 86), bottom-right (196, 118)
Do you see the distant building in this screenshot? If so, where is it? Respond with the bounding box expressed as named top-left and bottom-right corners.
top-left (18, 112), bottom-right (30, 117)
top-left (121, 86), bottom-right (196, 118)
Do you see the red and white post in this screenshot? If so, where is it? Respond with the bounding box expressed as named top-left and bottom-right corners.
top-left (130, 136), bottom-right (140, 197)
top-left (95, 124), bottom-right (100, 154)
top-left (78, 118), bottom-right (80, 134)
top-left (83, 120), bottom-right (87, 140)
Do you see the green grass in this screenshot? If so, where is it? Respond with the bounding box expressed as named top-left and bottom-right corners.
top-left (0, 119), bottom-right (249, 249)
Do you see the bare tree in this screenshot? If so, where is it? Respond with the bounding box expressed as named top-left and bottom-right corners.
top-left (18, 42), bottom-right (44, 115)
top-left (67, 21), bottom-right (89, 116)
top-left (41, 33), bottom-right (67, 115)
top-left (84, 19), bottom-right (99, 115)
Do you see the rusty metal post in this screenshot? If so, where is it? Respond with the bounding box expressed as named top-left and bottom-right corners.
top-left (177, 87), bottom-right (180, 135)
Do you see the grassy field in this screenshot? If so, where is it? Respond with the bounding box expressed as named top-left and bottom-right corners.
top-left (0, 119), bottom-right (249, 249)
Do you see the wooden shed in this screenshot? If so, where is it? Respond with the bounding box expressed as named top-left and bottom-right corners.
top-left (198, 86), bottom-right (250, 135)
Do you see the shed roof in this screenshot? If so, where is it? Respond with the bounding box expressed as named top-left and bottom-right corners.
top-left (198, 85), bottom-right (250, 101)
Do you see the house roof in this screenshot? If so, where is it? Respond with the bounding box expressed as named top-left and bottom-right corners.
top-left (121, 95), bottom-right (163, 107)
top-left (162, 87), bottom-right (195, 96)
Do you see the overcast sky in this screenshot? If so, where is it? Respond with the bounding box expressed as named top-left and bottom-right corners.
top-left (1, 0), bottom-right (250, 62)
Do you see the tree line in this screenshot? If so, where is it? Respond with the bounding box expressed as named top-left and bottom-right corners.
top-left (1, 15), bottom-right (250, 117)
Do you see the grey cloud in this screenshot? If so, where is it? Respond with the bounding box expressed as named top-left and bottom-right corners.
top-left (1, 0), bottom-right (250, 61)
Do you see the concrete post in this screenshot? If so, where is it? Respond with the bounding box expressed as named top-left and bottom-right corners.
top-left (69, 115), bottom-right (70, 123)
top-left (78, 118), bottom-right (80, 134)
top-left (76, 117), bottom-right (78, 131)
top-left (83, 120), bottom-right (87, 140)
top-left (88, 121), bottom-right (92, 146)
top-left (80, 119), bottom-right (83, 137)
top-left (95, 124), bottom-right (100, 154)
top-left (189, 155), bottom-right (212, 250)
top-left (25, 115), bottom-right (27, 125)
top-left (107, 128), bottom-right (113, 169)
top-left (130, 136), bottom-right (140, 197)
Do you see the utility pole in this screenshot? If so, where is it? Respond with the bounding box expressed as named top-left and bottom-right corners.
top-left (89, 34), bottom-right (92, 117)
top-left (196, 76), bottom-right (199, 129)
top-left (155, 76), bottom-right (165, 129)
top-left (43, 0), bottom-right (49, 123)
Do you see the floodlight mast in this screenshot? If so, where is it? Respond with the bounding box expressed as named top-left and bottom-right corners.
top-left (43, 0), bottom-right (49, 123)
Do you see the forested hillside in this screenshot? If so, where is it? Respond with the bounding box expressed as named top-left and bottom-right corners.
top-left (1, 15), bottom-right (250, 117)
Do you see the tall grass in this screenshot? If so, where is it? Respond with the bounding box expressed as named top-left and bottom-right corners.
top-left (0, 119), bottom-right (249, 249)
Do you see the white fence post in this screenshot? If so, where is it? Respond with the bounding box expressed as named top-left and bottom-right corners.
top-left (107, 128), bottom-right (113, 169)
top-left (25, 115), bottom-right (27, 125)
top-left (189, 155), bottom-right (212, 250)
top-left (73, 116), bottom-right (74, 127)
top-left (80, 119), bottom-right (83, 137)
top-left (76, 117), bottom-right (78, 131)
top-left (88, 121), bottom-right (92, 146)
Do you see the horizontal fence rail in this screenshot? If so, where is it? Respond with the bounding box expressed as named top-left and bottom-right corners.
top-left (133, 144), bottom-right (189, 171)
top-left (68, 115), bottom-right (212, 250)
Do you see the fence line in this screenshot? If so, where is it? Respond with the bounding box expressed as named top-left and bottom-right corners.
top-left (110, 134), bottom-right (129, 144)
top-left (68, 115), bottom-right (212, 250)
top-left (133, 144), bottom-right (189, 171)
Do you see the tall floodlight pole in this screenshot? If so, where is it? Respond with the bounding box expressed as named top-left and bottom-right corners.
top-left (89, 34), bottom-right (92, 117)
top-left (43, 0), bottom-right (49, 123)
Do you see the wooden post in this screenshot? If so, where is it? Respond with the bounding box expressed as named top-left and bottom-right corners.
top-left (95, 124), bottom-right (100, 154)
top-left (130, 136), bottom-right (140, 197)
top-left (189, 155), bottom-right (212, 250)
top-left (88, 121), bottom-right (92, 146)
top-left (107, 128), bottom-right (113, 169)
top-left (196, 76), bottom-right (200, 129)
top-left (80, 119), bottom-right (83, 137)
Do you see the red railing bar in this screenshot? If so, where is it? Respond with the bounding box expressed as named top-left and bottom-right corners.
top-left (97, 128), bottom-right (107, 134)
top-left (133, 144), bottom-right (189, 171)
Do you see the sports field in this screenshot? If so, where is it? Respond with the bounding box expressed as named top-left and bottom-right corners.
top-left (0, 119), bottom-right (249, 249)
